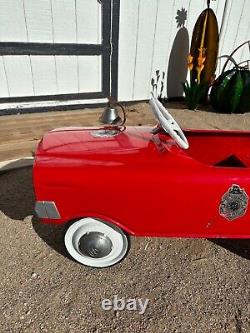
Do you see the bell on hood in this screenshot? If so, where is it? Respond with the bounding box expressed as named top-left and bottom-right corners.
top-left (100, 106), bottom-right (122, 125)
top-left (100, 97), bottom-right (126, 126)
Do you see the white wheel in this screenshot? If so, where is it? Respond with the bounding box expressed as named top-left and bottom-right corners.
top-left (64, 217), bottom-right (129, 268)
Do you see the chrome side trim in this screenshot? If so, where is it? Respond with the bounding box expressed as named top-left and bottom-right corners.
top-left (35, 201), bottom-right (61, 219)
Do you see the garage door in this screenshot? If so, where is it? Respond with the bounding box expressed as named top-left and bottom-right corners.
top-left (0, 0), bottom-right (119, 105)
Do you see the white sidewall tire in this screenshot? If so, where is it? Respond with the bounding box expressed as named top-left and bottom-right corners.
top-left (64, 218), bottom-right (128, 268)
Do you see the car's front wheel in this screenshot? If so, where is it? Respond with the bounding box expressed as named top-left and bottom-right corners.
top-left (64, 217), bottom-right (129, 268)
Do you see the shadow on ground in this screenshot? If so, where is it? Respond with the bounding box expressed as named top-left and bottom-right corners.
top-left (210, 239), bottom-right (250, 260)
top-left (0, 166), bottom-right (67, 258)
top-left (0, 167), bottom-right (34, 220)
top-left (0, 167), bottom-right (249, 261)
top-left (32, 216), bottom-right (67, 258)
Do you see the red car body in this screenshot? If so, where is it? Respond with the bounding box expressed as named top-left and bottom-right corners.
top-left (33, 126), bottom-right (250, 239)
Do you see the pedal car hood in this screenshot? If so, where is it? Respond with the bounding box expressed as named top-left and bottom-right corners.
top-left (36, 126), bottom-right (155, 158)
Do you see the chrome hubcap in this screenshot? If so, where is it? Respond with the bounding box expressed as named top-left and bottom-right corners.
top-left (78, 232), bottom-right (113, 258)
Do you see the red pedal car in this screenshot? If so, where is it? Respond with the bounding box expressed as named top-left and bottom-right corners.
top-left (33, 96), bottom-right (250, 267)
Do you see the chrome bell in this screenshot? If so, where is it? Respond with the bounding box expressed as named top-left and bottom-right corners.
top-left (100, 106), bottom-right (122, 125)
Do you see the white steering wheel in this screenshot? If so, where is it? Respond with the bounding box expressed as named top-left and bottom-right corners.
top-left (149, 95), bottom-right (189, 149)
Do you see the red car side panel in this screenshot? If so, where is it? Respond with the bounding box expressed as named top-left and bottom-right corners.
top-left (33, 127), bottom-right (250, 238)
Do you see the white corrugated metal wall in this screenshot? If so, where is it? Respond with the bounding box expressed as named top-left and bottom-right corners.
top-left (0, 0), bottom-right (249, 109)
top-left (118, 0), bottom-right (250, 101)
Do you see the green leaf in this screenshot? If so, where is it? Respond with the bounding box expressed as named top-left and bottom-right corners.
top-left (229, 71), bottom-right (244, 113)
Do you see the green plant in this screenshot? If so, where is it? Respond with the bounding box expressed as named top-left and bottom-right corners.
top-left (210, 68), bottom-right (250, 113)
top-left (210, 39), bottom-right (250, 114)
top-left (182, 80), bottom-right (207, 110)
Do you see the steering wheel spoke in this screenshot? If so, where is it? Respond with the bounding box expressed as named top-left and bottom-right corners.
top-left (149, 95), bottom-right (189, 149)
top-left (168, 121), bottom-right (179, 131)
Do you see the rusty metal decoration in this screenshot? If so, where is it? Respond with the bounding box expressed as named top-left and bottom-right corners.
top-left (189, 6), bottom-right (219, 86)
top-left (219, 184), bottom-right (249, 221)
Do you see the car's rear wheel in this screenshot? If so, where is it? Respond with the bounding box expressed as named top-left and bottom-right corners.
top-left (64, 217), bottom-right (129, 267)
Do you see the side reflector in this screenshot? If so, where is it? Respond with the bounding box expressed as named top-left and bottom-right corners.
top-left (35, 201), bottom-right (61, 219)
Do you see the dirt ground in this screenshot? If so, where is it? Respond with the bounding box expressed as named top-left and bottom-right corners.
top-left (0, 102), bottom-right (250, 332)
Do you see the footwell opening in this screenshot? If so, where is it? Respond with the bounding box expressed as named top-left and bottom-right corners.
top-left (214, 155), bottom-right (247, 168)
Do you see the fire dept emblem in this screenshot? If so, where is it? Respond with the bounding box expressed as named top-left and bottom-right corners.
top-left (219, 184), bottom-right (248, 221)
